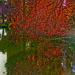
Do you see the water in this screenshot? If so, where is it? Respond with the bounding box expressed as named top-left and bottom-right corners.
top-left (0, 29), bottom-right (7, 40)
top-left (0, 52), bottom-right (7, 75)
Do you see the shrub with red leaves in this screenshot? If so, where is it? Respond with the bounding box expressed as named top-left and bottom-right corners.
top-left (9, 0), bottom-right (75, 39)
top-left (43, 47), bottom-right (63, 58)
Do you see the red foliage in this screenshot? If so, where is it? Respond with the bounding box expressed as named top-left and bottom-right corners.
top-left (8, 0), bottom-right (75, 58)
top-left (43, 47), bottom-right (63, 58)
top-left (10, 0), bottom-right (75, 39)
top-left (27, 55), bottom-right (38, 62)
top-left (52, 48), bottom-right (63, 57)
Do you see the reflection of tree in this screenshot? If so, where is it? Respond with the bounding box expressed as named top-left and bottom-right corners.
top-left (0, 0), bottom-right (9, 40)
top-left (9, 0), bottom-right (75, 40)
top-left (5, 0), bottom-right (75, 75)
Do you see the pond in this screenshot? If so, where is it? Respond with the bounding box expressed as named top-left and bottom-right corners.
top-left (0, 52), bottom-right (7, 75)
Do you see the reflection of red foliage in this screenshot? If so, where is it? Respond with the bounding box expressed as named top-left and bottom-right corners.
top-left (10, 0), bottom-right (74, 38)
top-left (52, 48), bottom-right (63, 57)
top-left (8, 0), bottom-right (75, 59)
top-left (43, 48), bottom-right (63, 58)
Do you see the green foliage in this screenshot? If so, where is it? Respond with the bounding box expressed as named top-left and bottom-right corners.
top-left (0, 0), bottom-right (5, 4)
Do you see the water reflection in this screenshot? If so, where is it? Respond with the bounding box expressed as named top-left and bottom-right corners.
top-left (0, 52), bottom-right (7, 75)
top-left (0, 28), bottom-right (7, 40)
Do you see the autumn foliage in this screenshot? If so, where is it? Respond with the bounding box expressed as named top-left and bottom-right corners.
top-left (9, 0), bottom-right (75, 57)
top-left (10, 0), bottom-right (75, 37)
